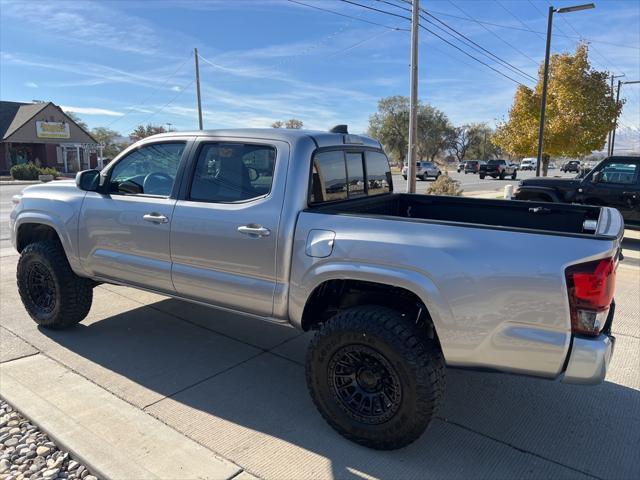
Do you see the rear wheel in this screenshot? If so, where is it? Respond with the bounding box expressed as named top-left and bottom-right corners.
top-left (511, 170), bottom-right (517, 180)
top-left (499, 171), bottom-right (506, 180)
top-left (17, 241), bottom-right (93, 329)
top-left (306, 306), bottom-right (445, 450)
top-left (402, 175), bottom-right (407, 180)
top-left (479, 174), bottom-right (485, 179)
top-left (421, 174), bottom-right (429, 181)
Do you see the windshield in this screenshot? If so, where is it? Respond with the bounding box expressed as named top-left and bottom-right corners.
top-left (487, 160), bottom-right (502, 165)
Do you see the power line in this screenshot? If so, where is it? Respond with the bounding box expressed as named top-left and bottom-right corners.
top-left (495, 0), bottom-right (545, 41)
top-left (286, 0), bottom-right (408, 31)
top-left (344, 0), bottom-right (531, 85)
top-left (446, 0), bottom-right (540, 67)
top-left (106, 54), bottom-right (193, 129)
top-left (130, 78), bottom-right (196, 131)
top-left (377, 0), bottom-right (538, 79)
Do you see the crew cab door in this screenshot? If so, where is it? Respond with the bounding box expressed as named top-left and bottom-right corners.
top-left (579, 159), bottom-right (640, 226)
top-left (170, 139), bottom-right (288, 316)
top-left (78, 140), bottom-right (190, 292)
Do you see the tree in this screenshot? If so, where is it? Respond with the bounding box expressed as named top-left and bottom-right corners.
top-left (368, 96), bottom-right (410, 166)
top-left (65, 111), bottom-right (88, 131)
top-left (416, 105), bottom-right (454, 162)
top-left (129, 124), bottom-right (168, 141)
top-left (493, 44), bottom-right (622, 176)
top-left (91, 127), bottom-right (123, 159)
top-left (465, 123), bottom-right (501, 160)
top-left (271, 119), bottom-right (304, 129)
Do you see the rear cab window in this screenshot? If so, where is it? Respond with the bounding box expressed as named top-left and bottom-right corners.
top-left (310, 149), bottom-right (392, 205)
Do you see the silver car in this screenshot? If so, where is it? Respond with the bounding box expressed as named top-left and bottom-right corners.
top-left (402, 160), bottom-right (441, 181)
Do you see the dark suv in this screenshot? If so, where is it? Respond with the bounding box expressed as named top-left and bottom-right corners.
top-left (561, 160), bottom-right (581, 173)
top-left (514, 156), bottom-right (640, 228)
top-left (479, 159), bottom-right (517, 180)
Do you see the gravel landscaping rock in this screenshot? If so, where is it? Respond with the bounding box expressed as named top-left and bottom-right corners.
top-left (0, 399), bottom-right (98, 480)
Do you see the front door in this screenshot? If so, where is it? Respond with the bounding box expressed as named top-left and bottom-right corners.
top-left (78, 141), bottom-right (189, 292)
top-left (580, 159), bottom-right (640, 226)
top-left (170, 139), bottom-right (287, 316)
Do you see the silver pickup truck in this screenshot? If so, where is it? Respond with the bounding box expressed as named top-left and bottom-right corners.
top-left (10, 127), bottom-right (622, 450)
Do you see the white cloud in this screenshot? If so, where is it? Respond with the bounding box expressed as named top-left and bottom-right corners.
top-left (61, 106), bottom-right (124, 117)
top-left (24, 81), bottom-right (38, 88)
top-left (171, 86), bottom-right (182, 92)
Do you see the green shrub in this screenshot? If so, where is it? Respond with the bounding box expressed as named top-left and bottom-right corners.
top-left (426, 171), bottom-right (463, 196)
top-left (10, 162), bottom-right (40, 180)
top-left (10, 162), bottom-right (61, 180)
top-left (38, 167), bottom-right (60, 179)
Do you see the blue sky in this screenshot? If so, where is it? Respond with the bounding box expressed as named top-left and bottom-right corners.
top-left (1, 0), bottom-right (638, 137)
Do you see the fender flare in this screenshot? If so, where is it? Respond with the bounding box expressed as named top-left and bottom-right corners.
top-left (290, 262), bottom-right (456, 356)
top-left (516, 186), bottom-right (563, 202)
top-left (14, 212), bottom-right (82, 274)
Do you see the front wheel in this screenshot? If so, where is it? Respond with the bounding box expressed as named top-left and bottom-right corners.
top-left (17, 241), bottom-right (94, 329)
top-left (306, 306), bottom-right (445, 450)
top-left (479, 174), bottom-right (485, 179)
top-left (421, 174), bottom-right (429, 181)
top-left (402, 175), bottom-right (407, 180)
top-left (511, 171), bottom-right (517, 180)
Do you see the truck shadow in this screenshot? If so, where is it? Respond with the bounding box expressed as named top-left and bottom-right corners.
top-left (40, 297), bottom-right (639, 480)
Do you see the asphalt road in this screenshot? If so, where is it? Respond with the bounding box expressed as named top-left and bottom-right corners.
top-left (393, 168), bottom-right (577, 193)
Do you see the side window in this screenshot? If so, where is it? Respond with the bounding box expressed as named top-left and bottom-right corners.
top-left (310, 151), bottom-right (347, 204)
top-left (110, 142), bottom-right (185, 196)
top-left (345, 152), bottom-right (365, 198)
top-left (365, 151), bottom-right (392, 196)
top-left (189, 143), bottom-right (276, 203)
top-left (599, 162), bottom-right (638, 185)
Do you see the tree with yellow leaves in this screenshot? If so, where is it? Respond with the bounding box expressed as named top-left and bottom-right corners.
top-left (493, 44), bottom-right (622, 176)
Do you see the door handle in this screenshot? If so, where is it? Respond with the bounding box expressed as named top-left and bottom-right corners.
top-left (237, 224), bottom-right (271, 237)
top-left (143, 213), bottom-right (169, 224)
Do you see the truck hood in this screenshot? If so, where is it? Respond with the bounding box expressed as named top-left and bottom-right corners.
top-left (19, 179), bottom-right (81, 198)
top-left (520, 176), bottom-right (581, 189)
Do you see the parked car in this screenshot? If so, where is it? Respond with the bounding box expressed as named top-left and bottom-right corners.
top-left (479, 159), bottom-right (517, 179)
top-left (514, 156), bottom-right (640, 229)
top-left (11, 127), bottom-right (622, 450)
top-left (463, 160), bottom-right (481, 174)
top-left (402, 160), bottom-right (441, 181)
top-left (561, 160), bottom-right (581, 173)
top-left (520, 158), bottom-right (537, 171)
top-left (548, 162), bottom-right (557, 170)
top-left (457, 162), bottom-right (465, 173)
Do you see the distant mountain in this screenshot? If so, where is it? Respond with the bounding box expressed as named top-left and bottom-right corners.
top-left (608, 126), bottom-right (640, 155)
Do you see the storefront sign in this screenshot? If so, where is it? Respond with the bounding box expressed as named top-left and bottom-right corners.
top-left (36, 121), bottom-right (70, 139)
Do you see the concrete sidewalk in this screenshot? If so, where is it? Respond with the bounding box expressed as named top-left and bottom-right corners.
top-left (1, 252), bottom-right (639, 480)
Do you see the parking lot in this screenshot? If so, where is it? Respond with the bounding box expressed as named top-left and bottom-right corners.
top-left (1, 181), bottom-right (638, 480)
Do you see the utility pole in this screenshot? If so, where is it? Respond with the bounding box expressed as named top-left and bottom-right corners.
top-left (536, 4), bottom-right (594, 177)
top-left (610, 80), bottom-right (640, 155)
top-left (607, 74), bottom-right (624, 155)
top-left (194, 48), bottom-right (203, 130)
top-left (406, 0), bottom-right (419, 194)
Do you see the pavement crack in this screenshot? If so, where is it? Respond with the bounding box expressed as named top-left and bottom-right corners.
top-left (435, 417), bottom-right (604, 480)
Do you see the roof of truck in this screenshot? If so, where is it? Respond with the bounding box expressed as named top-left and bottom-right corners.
top-left (146, 128), bottom-right (382, 149)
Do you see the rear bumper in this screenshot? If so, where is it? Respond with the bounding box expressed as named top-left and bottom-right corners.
top-left (562, 333), bottom-right (615, 385)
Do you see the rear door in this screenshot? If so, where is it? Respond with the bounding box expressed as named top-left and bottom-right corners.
top-left (170, 138), bottom-right (288, 316)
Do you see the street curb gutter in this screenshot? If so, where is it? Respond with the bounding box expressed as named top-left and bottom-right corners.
top-left (0, 354), bottom-right (243, 480)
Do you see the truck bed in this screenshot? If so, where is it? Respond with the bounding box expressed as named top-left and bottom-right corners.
top-left (308, 193), bottom-right (612, 238)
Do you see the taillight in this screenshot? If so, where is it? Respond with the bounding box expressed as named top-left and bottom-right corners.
top-left (565, 257), bottom-right (616, 336)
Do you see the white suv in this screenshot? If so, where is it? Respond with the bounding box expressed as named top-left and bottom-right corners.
top-left (402, 161), bottom-right (442, 181)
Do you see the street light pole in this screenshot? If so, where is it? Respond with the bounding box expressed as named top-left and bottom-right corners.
top-left (607, 74), bottom-right (625, 155)
top-left (535, 6), bottom-right (554, 178)
top-left (406, 0), bottom-right (419, 194)
top-left (610, 80), bottom-right (640, 155)
top-left (535, 3), bottom-right (595, 177)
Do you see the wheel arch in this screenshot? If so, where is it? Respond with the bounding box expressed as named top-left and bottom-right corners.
top-left (293, 265), bottom-right (454, 354)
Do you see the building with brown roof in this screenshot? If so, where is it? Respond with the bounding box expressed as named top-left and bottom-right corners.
top-left (0, 101), bottom-right (99, 174)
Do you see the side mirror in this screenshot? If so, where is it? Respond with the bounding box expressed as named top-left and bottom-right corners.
top-left (247, 167), bottom-right (259, 182)
top-left (591, 171), bottom-right (602, 184)
top-left (76, 170), bottom-right (100, 192)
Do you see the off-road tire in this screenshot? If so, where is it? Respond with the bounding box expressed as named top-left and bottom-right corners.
top-left (17, 241), bottom-right (93, 329)
top-left (306, 305), bottom-right (445, 450)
